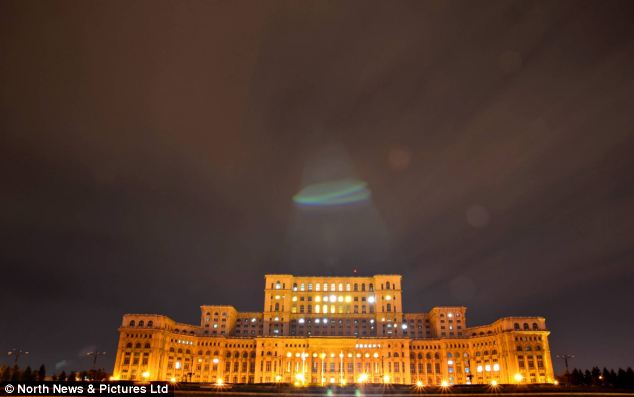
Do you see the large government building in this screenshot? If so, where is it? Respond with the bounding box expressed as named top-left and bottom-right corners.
top-left (112, 274), bottom-right (554, 385)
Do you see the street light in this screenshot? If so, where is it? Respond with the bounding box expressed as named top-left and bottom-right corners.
top-left (86, 351), bottom-right (107, 369)
top-left (556, 354), bottom-right (575, 374)
top-left (8, 348), bottom-right (29, 366)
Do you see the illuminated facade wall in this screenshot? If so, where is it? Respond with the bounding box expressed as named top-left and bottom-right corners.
top-left (112, 274), bottom-right (554, 385)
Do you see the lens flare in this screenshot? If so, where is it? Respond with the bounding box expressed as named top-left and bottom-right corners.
top-left (293, 178), bottom-right (371, 206)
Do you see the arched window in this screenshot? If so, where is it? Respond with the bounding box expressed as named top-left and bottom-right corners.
top-left (523, 323), bottom-right (529, 330)
top-left (242, 352), bottom-right (248, 358)
top-left (386, 303), bottom-right (392, 312)
top-left (169, 347), bottom-right (174, 352)
top-left (198, 350), bottom-right (203, 355)
top-left (147, 320), bottom-right (153, 327)
top-left (274, 303), bottom-right (280, 311)
top-left (532, 322), bottom-right (538, 330)
top-left (135, 343), bottom-right (141, 348)
top-left (177, 348), bottom-right (183, 353)
top-left (394, 352), bottom-right (399, 357)
top-left (144, 343), bottom-right (150, 348)
top-left (434, 353), bottom-right (440, 359)
top-left (447, 352), bottom-right (453, 358)
top-left (129, 320), bottom-right (136, 327)
top-left (386, 282), bottom-right (391, 290)
top-left (138, 320), bottom-right (145, 327)
top-left (214, 351), bottom-right (219, 355)
top-left (250, 352), bottom-right (256, 358)
top-left (514, 323), bottom-right (520, 330)
top-left (126, 342), bottom-right (133, 348)
top-left (226, 352), bottom-right (231, 358)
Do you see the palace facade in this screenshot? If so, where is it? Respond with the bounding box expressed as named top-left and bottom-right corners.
top-left (112, 274), bottom-right (554, 385)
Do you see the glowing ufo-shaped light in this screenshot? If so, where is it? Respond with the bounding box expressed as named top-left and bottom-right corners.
top-left (293, 178), bottom-right (371, 206)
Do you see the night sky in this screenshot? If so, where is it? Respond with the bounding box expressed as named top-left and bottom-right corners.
top-left (1, 1), bottom-right (633, 375)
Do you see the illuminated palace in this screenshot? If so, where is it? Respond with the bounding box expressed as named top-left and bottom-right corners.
top-left (112, 274), bottom-right (554, 385)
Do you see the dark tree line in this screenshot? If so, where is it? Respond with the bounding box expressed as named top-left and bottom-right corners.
top-left (0, 365), bottom-right (109, 382)
top-left (0, 365), bottom-right (46, 381)
top-left (562, 367), bottom-right (634, 388)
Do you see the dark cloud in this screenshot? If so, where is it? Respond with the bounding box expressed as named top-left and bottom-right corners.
top-left (1, 0), bottom-right (633, 374)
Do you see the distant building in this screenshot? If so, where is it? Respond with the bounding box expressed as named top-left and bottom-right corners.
top-left (112, 274), bottom-right (554, 385)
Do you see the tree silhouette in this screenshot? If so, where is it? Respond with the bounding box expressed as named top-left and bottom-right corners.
top-left (10, 365), bottom-right (20, 381)
top-left (0, 365), bottom-right (11, 381)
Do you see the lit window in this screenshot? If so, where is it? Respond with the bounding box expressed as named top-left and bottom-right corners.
top-left (337, 296), bottom-right (343, 302)
top-left (299, 318), bottom-right (305, 324)
top-left (477, 366), bottom-right (483, 373)
top-left (315, 296), bottom-right (321, 302)
top-left (316, 283), bottom-right (320, 291)
top-left (493, 363), bottom-right (500, 371)
top-left (300, 283), bottom-right (305, 291)
top-left (485, 365), bottom-right (491, 372)
top-left (330, 305), bottom-right (335, 313)
top-left (448, 313), bottom-right (453, 318)
top-left (345, 296), bottom-right (352, 303)
top-left (385, 295), bottom-right (391, 301)
top-left (324, 296), bottom-right (329, 302)
top-left (330, 295), bottom-right (336, 302)
top-left (368, 296), bottom-right (375, 303)
top-left (315, 305), bottom-right (320, 313)
top-left (292, 296), bottom-right (297, 302)
top-left (275, 295), bottom-right (280, 300)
